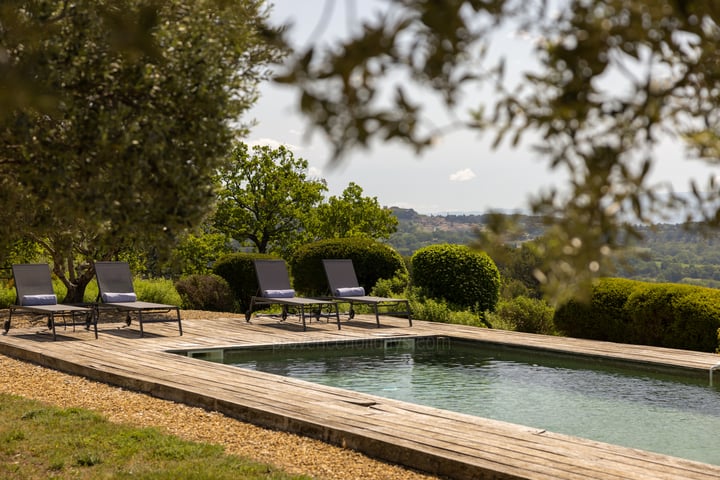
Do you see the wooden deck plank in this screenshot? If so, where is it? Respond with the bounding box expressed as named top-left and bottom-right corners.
top-left (1, 312), bottom-right (720, 480)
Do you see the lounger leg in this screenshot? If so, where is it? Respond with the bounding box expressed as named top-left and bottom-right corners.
top-left (407, 302), bottom-right (413, 327)
top-left (300, 306), bottom-right (306, 331)
top-left (3, 309), bottom-right (11, 334)
top-left (49, 313), bottom-right (57, 340)
top-left (90, 309), bottom-right (99, 339)
top-left (374, 304), bottom-right (380, 327)
top-left (175, 308), bottom-right (183, 336)
top-left (334, 303), bottom-right (341, 330)
top-left (138, 310), bottom-right (144, 337)
top-left (246, 297), bottom-right (256, 322)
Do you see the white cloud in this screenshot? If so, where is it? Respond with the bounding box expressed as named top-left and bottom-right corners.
top-left (308, 166), bottom-right (324, 179)
top-left (449, 168), bottom-right (476, 182)
top-left (247, 137), bottom-right (302, 151)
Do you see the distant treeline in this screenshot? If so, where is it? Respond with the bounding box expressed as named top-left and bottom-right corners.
top-left (387, 209), bottom-right (720, 288)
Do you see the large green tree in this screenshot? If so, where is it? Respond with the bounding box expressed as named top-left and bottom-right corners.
top-left (213, 143), bottom-right (328, 256)
top-left (276, 0), bottom-right (720, 301)
top-left (312, 182), bottom-right (398, 240)
top-left (0, 0), bottom-right (284, 301)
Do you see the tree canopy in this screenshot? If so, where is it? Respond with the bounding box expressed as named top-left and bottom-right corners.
top-left (0, 0), bottom-right (284, 300)
top-left (313, 182), bottom-right (398, 240)
top-left (214, 143), bottom-right (328, 256)
top-left (276, 0), bottom-right (720, 301)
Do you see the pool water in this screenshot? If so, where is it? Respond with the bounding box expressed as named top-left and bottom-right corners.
top-left (195, 337), bottom-right (720, 465)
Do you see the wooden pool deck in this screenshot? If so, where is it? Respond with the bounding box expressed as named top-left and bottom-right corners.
top-left (2, 311), bottom-right (720, 480)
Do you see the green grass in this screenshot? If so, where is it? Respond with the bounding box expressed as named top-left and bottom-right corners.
top-left (0, 394), bottom-right (311, 480)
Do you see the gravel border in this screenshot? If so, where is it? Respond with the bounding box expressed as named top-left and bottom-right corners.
top-left (0, 310), bottom-right (441, 480)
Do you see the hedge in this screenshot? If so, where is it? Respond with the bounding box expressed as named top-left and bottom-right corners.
top-left (554, 277), bottom-right (720, 352)
top-left (290, 238), bottom-right (406, 296)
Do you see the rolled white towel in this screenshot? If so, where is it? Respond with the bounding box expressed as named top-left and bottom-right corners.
top-left (102, 292), bottom-right (137, 303)
top-left (22, 294), bottom-right (58, 306)
top-left (262, 289), bottom-right (295, 298)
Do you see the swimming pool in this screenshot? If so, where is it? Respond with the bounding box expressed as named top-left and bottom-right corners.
top-left (181, 336), bottom-right (720, 466)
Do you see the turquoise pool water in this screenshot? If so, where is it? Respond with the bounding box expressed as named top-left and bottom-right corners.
top-left (185, 337), bottom-right (720, 465)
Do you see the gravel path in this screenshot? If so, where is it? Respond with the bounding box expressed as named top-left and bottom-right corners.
top-left (0, 311), bottom-right (441, 480)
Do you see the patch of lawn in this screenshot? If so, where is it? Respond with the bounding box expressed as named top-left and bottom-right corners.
top-left (0, 394), bottom-right (311, 480)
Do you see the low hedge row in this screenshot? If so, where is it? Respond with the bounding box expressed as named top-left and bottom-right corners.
top-left (554, 278), bottom-right (720, 352)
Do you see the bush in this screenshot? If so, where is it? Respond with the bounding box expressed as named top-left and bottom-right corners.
top-left (554, 277), bottom-right (639, 341)
top-left (372, 270), bottom-right (410, 298)
top-left (411, 244), bottom-right (501, 312)
top-left (555, 277), bottom-right (720, 352)
top-left (625, 282), bottom-right (720, 352)
top-left (408, 293), bottom-right (486, 326)
top-left (291, 238), bottom-right (406, 295)
top-left (175, 274), bottom-right (235, 312)
top-left (133, 278), bottom-right (182, 305)
top-left (212, 252), bottom-right (276, 313)
top-left (486, 296), bottom-right (555, 334)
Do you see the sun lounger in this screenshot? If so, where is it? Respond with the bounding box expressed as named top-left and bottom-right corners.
top-left (248, 259), bottom-right (340, 330)
top-left (322, 259), bottom-right (412, 327)
top-left (5, 263), bottom-right (96, 340)
top-left (94, 261), bottom-right (182, 337)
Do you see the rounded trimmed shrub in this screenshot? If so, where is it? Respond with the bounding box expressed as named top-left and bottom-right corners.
top-left (212, 252), bottom-right (276, 312)
top-left (291, 238), bottom-right (406, 296)
top-left (410, 244), bottom-right (501, 312)
top-left (175, 274), bottom-right (235, 312)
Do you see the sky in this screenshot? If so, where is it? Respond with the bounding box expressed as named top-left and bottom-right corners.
top-left (246, 0), bottom-right (717, 215)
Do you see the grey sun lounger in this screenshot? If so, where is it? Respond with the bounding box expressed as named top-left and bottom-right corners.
top-left (247, 259), bottom-right (340, 331)
top-left (5, 263), bottom-right (97, 340)
top-left (322, 259), bottom-right (412, 327)
top-left (94, 261), bottom-right (182, 337)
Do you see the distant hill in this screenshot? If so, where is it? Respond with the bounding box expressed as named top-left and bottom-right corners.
top-left (387, 208), bottom-right (720, 288)
top-left (387, 208), bottom-right (545, 256)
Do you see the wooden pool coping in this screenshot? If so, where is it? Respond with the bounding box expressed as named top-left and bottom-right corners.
top-left (1, 312), bottom-right (719, 480)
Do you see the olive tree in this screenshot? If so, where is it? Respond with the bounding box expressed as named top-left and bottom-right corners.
top-left (276, 0), bottom-right (720, 302)
top-left (0, 0), bottom-right (284, 301)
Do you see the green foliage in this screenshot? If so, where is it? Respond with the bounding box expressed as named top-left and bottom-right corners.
top-left (213, 143), bottom-right (327, 256)
top-left (408, 294), bottom-right (486, 326)
top-left (554, 278), bottom-right (640, 341)
top-left (486, 296), bottom-right (556, 335)
top-left (371, 270), bottom-right (411, 298)
top-left (0, 0), bottom-right (284, 301)
top-left (411, 244), bottom-right (501, 312)
top-left (212, 252), bottom-right (276, 312)
top-left (175, 274), bottom-right (235, 312)
top-left (555, 278), bottom-right (720, 352)
top-left (0, 285), bottom-right (15, 309)
top-left (290, 238), bottom-right (406, 296)
top-left (133, 278), bottom-right (182, 306)
top-left (168, 229), bottom-right (234, 276)
top-left (312, 182), bottom-right (398, 240)
top-left (624, 283), bottom-right (720, 352)
top-left (0, 394), bottom-right (307, 480)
